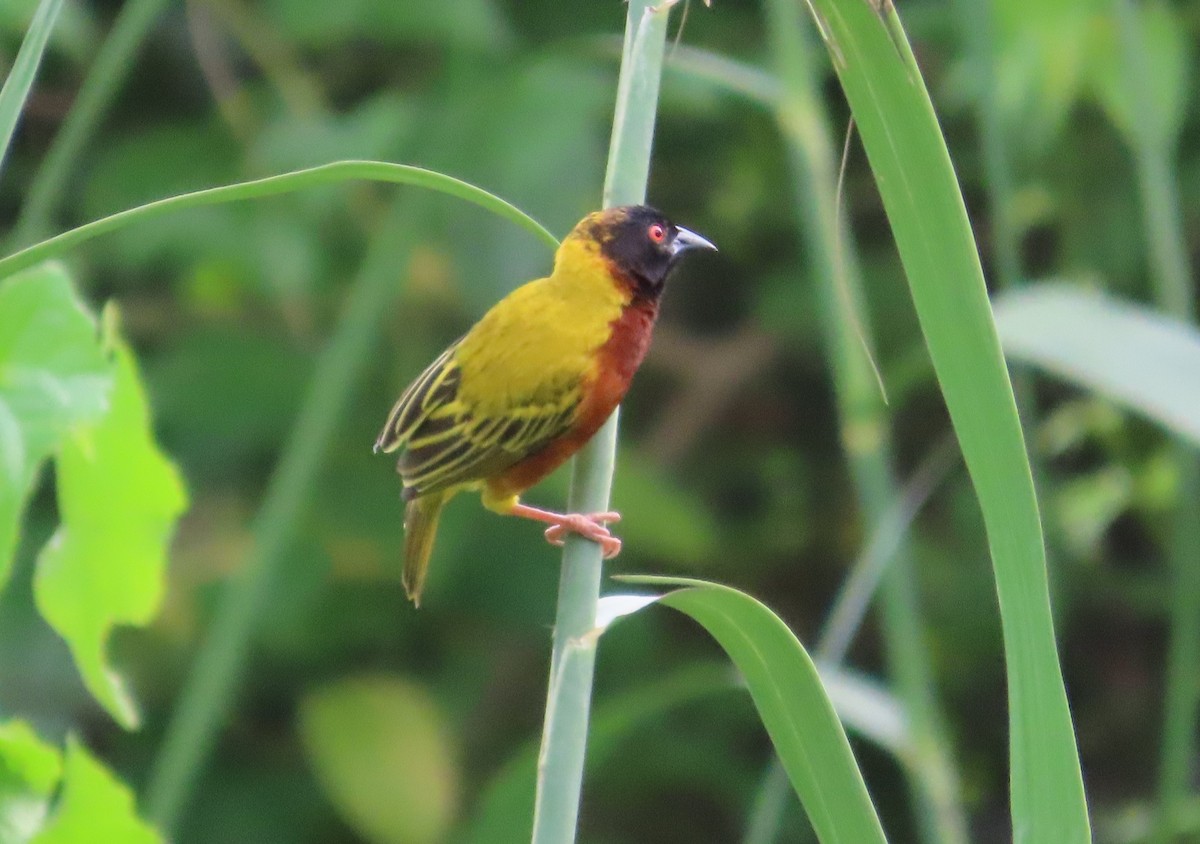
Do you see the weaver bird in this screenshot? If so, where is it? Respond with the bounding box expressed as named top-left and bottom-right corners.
top-left (374, 205), bottom-right (716, 605)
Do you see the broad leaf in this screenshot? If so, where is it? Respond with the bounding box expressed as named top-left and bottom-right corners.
top-left (0, 264), bottom-right (111, 585)
top-left (35, 321), bottom-right (188, 728)
top-left (32, 738), bottom-right (159, 844)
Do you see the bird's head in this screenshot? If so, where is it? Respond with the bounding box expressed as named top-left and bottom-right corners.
top-left (568, 205), bottom-right (717, 299)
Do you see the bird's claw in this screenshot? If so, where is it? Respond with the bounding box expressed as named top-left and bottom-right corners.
top-left (543, 512), bottom-right (623, 559)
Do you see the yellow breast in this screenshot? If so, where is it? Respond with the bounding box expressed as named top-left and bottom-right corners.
top-left (453, 235), bottom-right (631, 416)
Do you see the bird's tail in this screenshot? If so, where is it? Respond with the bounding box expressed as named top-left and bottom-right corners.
top-left (403, 490), bottom-right (448, 607)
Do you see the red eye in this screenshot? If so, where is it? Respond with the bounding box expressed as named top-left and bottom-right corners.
top-left (648, 223), bottom-right (666, 243)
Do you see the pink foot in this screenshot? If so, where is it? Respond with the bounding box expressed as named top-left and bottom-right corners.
top-left (508, 505), bottom-right (623, 559)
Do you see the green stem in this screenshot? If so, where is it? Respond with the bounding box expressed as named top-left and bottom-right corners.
top-left (0, 160), bottom-right (557, 280)
top-left (0, 0), bottom-right (65, 181)
top-left (1110, 3), bottom-right (1200, 841)
top-left (762, 3), bottom-right (966, 842)
top-left (9, 0), bottom-right (170, 249)
top-left (529, 3), bottom-right (671, 842)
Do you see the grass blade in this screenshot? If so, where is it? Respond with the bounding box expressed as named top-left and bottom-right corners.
top-left (622, 575), bottom-right (888, 844)
top-left (0, 0), bottom-right (66, 180)
top-left (797, 1), bottom-right (1089, 839)
top-left (761, 4), bottom-right (966, 839)
top-left (9, 0), bottom-right (171, 248)
top-left (0, 160), bottom-right (557, 280)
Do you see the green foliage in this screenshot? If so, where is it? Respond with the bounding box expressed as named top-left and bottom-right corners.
top-left (33, 738), bottom-right (160, 844)
top-left (35, 325), bottom-right (187, 728)
top-left (0, 265), bottom-right (110, 585)
top-left (5, 0), bottom-right (1200, 841)
top-left (0, 724), bottom-right (159, 844)
top-left (0, 721), bottom-right (61, 842)
top-left (0, 263), bottom-right (186, 728)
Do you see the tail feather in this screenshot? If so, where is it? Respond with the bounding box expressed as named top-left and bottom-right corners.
top-left (403, 491), bottom-right (448, 607)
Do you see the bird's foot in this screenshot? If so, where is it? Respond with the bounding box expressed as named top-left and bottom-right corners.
top-left (508, 504), bottom-right (623, 559)
top-left (544, 512), bottom-right (622, 559)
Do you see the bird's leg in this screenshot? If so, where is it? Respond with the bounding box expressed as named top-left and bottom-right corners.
top-left (508, 503), bottom-right (623, 559)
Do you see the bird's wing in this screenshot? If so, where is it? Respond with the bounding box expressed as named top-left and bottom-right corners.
top-left (374, 341), bottom-right (582, 497)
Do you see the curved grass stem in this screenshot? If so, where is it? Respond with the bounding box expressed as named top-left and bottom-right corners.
top-left (0, 160), bottom-right (557, 280)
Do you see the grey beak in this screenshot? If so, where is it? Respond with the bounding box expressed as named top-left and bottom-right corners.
top-left (670, 226), bottom-right (718, 256)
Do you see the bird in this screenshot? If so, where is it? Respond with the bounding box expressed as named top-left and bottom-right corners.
top-left (374, 204), bottom-right (716, 605)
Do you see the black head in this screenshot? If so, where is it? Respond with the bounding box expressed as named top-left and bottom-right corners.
top-left (576, 205), bottom-right (717, 299)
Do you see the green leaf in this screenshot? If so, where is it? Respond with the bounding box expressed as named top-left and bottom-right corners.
top-left (799, 2), bottom-right (1089, 839)
top-left (620, 576), bottom-right (887, 844)
top-left (34, 320), bottom-right (188, 728)
top-left (0, 263), bottom-right (112, 586)
top-left (995, 284), bottom-right (1200, 446)
top-left (298, 675), bottom-right (459, 844)
top-left (32, 737), bottom-right (159, 844)
top-left (0, 721), bottom-right (63, 844)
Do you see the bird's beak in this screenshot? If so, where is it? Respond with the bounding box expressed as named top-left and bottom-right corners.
top-left (670, 226), bottom-right (718, 256)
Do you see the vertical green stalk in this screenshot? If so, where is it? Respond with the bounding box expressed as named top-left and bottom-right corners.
top-left (144, 191), bottom-right (425, 832)
top-left (10, 0), bottom-right (170, 249)
top-left (796, 0), bottom-right (1089, 838)
top-left (762, 3), bottom-right (965, 842)
top-left (529, 3), bottom-right (671, 842)
top-left (1109, 3), bottom-right (1200, 841)
top-left (0, 0), bottom-right (65, 180)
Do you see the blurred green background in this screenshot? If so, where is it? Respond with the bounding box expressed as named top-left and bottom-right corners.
top-left (2, 0), bottom-right (1197, 841)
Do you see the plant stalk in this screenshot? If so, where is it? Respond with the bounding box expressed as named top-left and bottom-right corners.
top-left (529, 2), bottom-right (671, 842)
